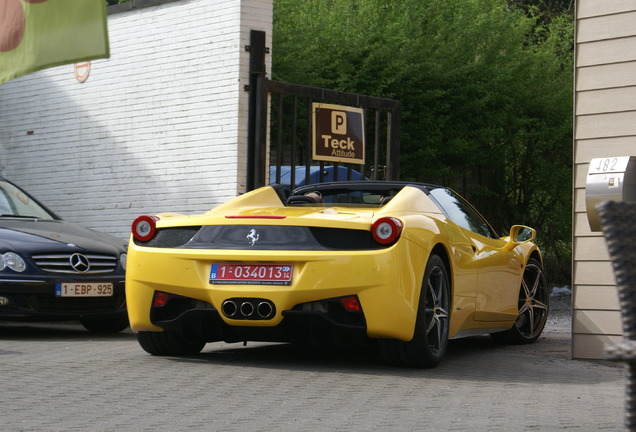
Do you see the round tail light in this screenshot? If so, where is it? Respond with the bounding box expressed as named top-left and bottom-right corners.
top-left (132, 215), bottom-right (159, 242)
top-left (371, 217), bottom-right (403, 245)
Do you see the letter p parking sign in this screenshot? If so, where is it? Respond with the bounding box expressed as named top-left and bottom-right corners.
top-left (332, 111), bottom-right (347, 134)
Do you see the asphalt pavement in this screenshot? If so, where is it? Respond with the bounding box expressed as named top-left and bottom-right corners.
top-left (0, 289), bottom-right (628, 431)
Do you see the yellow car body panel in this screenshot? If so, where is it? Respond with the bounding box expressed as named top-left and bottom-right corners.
top-left (127, 218), bottom-right (434, 341)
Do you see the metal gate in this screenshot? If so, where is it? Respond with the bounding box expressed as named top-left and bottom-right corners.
top-left (246, 31), bottom-right (401, 191)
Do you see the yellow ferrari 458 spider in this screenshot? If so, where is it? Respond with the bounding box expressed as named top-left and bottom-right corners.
top-left (126, 181), bottom-right (548, 368)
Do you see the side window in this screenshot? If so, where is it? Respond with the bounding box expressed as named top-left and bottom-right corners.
top-left (0, 188), bottom-right (15, 215)
top-left (429, 188), bottom-right (496, 239)
top-left (0, 181), bottom-right (55, 219)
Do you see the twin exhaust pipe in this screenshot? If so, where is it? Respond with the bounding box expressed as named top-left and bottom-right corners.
top-left (222, 298), bottom-right (275, 320)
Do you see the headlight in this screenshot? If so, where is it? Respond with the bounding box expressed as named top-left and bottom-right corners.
top-left (1, 252), bottom-right (26, 272)
top-left (120, 253), bottom-right (127, 270)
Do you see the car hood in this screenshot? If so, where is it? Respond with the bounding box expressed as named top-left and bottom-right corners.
top-left (0, 219), bottom-right (126, 254)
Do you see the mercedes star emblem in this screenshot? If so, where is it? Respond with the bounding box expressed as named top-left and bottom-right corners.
top-left (69, 253), bottom-right (90, 273)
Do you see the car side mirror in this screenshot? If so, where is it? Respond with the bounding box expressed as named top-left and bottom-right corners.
top-left (509, 225), bottom-right (536, 244)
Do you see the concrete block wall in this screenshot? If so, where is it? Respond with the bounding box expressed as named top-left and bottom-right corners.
top-left (0, 0), bottom-right (272, 239)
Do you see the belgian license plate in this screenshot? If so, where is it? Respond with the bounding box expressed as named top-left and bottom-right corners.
top-left (209, 264), bottom-right (293, 285)
top-left (55, 282), bottom-right (114, 297)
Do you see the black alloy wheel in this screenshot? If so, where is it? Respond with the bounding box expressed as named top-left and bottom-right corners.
top-left (422, 256), bottom-right (451, 360)
top-left (378, 254), bottom-right (450, 368)
top-left (491, 257), bottom-right (549, 344)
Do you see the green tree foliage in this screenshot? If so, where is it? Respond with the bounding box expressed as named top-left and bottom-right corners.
top-left (510, 0), bottom-right (574, 21)
top-left (273, 0), bottom-right (573, 284)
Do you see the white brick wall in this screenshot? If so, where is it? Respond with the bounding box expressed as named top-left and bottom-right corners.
top-left (0, 0), bottom-right (272, 239)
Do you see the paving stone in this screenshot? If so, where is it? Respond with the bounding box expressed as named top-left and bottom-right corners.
top-left (0, 307), bottom-right (626, 432)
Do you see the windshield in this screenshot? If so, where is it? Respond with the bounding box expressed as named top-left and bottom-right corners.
top-left (289, 182), bottom-right (420, 208)
top-left (0, 180), bottom-right (57, 220)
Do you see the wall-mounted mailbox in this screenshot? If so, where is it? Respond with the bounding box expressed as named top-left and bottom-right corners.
top-left (586, 156), bottom-right (636, 231)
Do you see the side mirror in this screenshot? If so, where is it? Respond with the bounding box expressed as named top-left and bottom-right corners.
top-left (508, 225), bottom-right (536, 244)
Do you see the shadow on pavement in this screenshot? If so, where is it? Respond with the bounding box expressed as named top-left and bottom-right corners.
top-left (163, 327), bottom-right (622, 386)
top-left (0, 321), bottom-right (134, 341)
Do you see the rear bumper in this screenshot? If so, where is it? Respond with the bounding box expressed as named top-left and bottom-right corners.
top-left (126, 240), bottom-right (428, 341)
top-left (148, 292), bottom-right (368, 346)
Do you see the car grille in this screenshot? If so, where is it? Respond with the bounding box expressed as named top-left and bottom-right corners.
top-left (26, 293), bottom-right (126, 314)
top-left (31, 253), bottom-right (118, 274)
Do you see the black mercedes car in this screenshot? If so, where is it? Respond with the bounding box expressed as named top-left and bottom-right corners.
top-left (0, 177), bottom-right (128, 332)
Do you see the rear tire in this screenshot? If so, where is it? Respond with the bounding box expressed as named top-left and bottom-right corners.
top-left (80, 316), bottom-right (129, 333)
top-left (379, 254), bottom-right (450, 368)
top-left (136, 330), bottom-right (205, 356)
top-left (490, 258), bottom-right (549, 344)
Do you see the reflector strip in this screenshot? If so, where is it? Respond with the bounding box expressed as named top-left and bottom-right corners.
top-left (340, 296), bottom-right (362, 312)
top-left (153, 292), bottom-right (170, 307)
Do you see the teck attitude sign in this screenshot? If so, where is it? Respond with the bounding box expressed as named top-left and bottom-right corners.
top-left (312, 103), bottom-right (365, 165)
